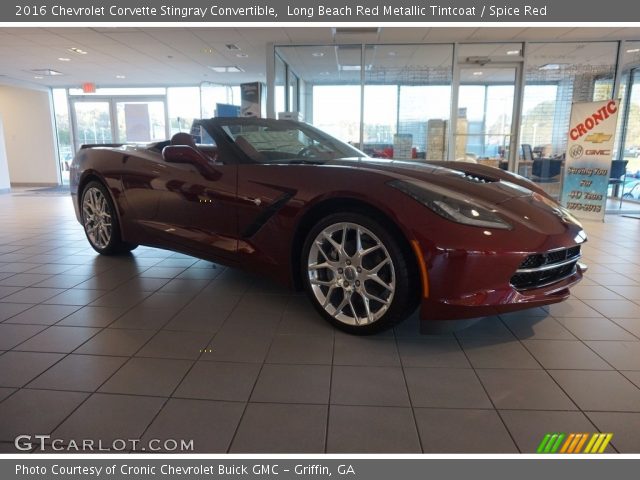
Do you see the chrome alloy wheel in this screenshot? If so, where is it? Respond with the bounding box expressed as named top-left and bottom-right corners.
top-left (82, 187), bottom-right (113, 250)
top-left (307, 222), bottom-right (396, 326)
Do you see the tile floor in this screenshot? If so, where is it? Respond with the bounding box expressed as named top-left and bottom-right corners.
top-left (0, 193), bottom-right (639, 453)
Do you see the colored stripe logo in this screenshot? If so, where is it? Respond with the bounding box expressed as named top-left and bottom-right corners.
top-left (537, 433), bottom-right (613, 453)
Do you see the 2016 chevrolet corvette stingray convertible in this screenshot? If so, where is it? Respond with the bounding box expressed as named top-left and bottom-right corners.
top-left (71, 117), bottom-right (587, 334)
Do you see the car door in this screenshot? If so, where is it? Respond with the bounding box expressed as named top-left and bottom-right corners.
top-left (152, 155), bottom-right (238, 261)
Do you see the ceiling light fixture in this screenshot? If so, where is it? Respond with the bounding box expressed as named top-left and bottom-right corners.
top-left (30, 69), bottom-right (64, 76)
top-left (473, 71), bottom-right (483, 76)
top-left (539, 63), bottom-right (565, 70)
top-left (312, 52), bottom-right (325, 57)
top-left (236, 53), bottom-right (249, 58)
top-left (115, 75), bottom-right (126, 79)
top-left (58, 57), bottom-right (71, 62)
top-left (627, 48), bottom-right (640, 53)
top-left (506, 50), bottom-right (520, 55)
top-left (68, 47), bottom-right (88, 55)
top-left (209, 66), bottom-right (244, 73)
top-left (388, 51), bottom-right (397, 56)
top-left (34, 76), bottom-right (43, 79)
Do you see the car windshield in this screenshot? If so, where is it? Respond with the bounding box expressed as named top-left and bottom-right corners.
top-left (219, 121), bottom-right (365, 164)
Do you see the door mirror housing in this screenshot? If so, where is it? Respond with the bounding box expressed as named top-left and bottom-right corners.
top-left (162, 145), bottom-right (220, 181)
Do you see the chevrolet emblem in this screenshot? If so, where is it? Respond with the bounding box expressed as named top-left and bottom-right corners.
top-left (584, 133), bottom-right (612, 143)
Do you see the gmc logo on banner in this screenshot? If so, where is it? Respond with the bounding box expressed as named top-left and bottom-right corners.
top-left (585, 149), bottom-right (611, 155)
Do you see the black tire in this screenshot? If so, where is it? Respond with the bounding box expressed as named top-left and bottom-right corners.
top-left (301, 212), bottom-right (417, 335)
top-left (80, 180), bottom-right (137, 255)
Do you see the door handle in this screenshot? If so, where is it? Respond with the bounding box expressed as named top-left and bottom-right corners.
top-left (241, 196), bottom-right (262, 206)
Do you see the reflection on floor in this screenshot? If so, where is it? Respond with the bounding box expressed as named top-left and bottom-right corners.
top-left (0, 193), bottom-right (639, 453)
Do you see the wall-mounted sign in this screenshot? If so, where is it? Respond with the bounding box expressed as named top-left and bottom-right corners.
top-left (561, 99), bottom-right (620, 221)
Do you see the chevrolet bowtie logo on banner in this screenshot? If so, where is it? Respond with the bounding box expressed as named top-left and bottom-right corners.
top-left (537, 432), bottom-right (613, 454)
top-left (585, 133), bottom-right (613, 143)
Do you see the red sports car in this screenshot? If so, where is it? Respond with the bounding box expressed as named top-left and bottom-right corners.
top-left (70, 117), bottom-right (587, 334)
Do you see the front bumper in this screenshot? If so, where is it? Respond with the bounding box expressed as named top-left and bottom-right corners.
top-left (418, 244), bottom-right (585, 321)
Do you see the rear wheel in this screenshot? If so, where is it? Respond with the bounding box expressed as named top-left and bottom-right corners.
top-left (301, 212), bottom-right (416, 334)
top-left (81, 181), bottom-right (137, 255)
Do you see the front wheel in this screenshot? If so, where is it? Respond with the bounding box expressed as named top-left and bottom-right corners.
top-left (301, 212), bottom-right (416, 334)
top-left (81, 181), bottom-right (137, 255)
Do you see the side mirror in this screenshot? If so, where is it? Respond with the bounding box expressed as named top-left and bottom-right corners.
top-left (162, 145), bottom-right (220, 181)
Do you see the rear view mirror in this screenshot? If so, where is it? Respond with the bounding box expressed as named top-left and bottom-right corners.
top-left (162, 145), bottom-right (220, 181)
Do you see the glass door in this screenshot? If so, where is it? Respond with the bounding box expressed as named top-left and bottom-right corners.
top-left (71, 97), bottom-right (168, 151)
top-left (70, 100), bottom-right (114, 151)
top-left (455, 66), bottom-right (517, 170)
top-left (114, 98), bottom-right (167, 143)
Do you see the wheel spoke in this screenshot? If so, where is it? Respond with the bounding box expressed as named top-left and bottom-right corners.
top-left (366, 273), bottom-right (394, 291)
top-left (322, 232), bottom-right (341, 253)
top-left (362, 290), bottom-right (390, 306)
top-left (368, 257), bottom-right (390, 275)
top-left (309, 261), bottom-right (332, 271)
top-left (333, 293), bottom-right (350, 317)
top-left (310, 278), bottom-right (334, 287)
top-left (360, 293), bottom-right (374, 323)
top-left (348, 297), bottom-right (360, 325)
top-left (322, 285), bottom-right (337, 308)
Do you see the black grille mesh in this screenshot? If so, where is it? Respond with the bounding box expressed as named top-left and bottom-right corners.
top-left (511, 246), bottom-right (581, 290)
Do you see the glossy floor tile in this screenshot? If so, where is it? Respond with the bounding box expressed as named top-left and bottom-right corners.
top-left (0, 193), bottom-right (639, 452)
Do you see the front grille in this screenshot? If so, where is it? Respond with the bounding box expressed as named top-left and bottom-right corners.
top-left (511, 246), bottom-right (581, 290)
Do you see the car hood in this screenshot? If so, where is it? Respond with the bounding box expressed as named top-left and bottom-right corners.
top-left (326, 157), bottom-right (531, 206)
top-left (320, 157), bottom-right (582, 234)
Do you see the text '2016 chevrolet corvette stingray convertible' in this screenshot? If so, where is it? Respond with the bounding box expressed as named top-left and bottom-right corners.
top-left (71, 117), bottom-right (587, 334)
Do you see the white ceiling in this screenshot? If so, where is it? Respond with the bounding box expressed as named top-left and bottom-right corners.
top-left (0, 27), bottom-right (639, 89)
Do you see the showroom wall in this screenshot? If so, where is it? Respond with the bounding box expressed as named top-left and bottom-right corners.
top-left (0, 115), bottom-right (10, 193)
top-left (0, 85), bottom-right (59, 185)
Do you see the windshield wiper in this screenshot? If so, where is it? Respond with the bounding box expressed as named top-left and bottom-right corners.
top-left (287, 159), bottom-right (327, 165)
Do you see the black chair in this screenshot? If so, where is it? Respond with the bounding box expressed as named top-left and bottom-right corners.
top-left (609, 160), bottom-right (628, 207)
top-left (521, 144), bottom-right (534, 161)
top-left (531, 158), bottom-right (563, 182)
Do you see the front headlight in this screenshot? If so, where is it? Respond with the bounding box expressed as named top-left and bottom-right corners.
top-left (389, 179), bottom-right (512, 230)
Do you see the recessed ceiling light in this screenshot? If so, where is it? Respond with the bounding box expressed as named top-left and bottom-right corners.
top-left (311, 52), bottom-right (325, 57)
top-left (68, 47), bottom-right (87, 55)
top-left (539, 63), bottom-right (565, 70)
top-left (506, 50), bottom-right (520, 55)
top-left (339, 65), bottom-right (373, 72)
top-left (58, 57), bottom-right (71, 62)
top-left (209, 66), bottom-right (244, 73)
top-left (115, 75), bottom-right (126, 79)
top-left (236, 53), bottom-right (249, 58)
top-left (473, 71), bottom-right (483, 76)
top-left (34, 76), bottom-right (43, 79)
top-left (30, 69), bottom-right (63, 76)
top-left (627, 48), bottom-right (640, 53)
top-left (203, 48), bottom-right (214, 54)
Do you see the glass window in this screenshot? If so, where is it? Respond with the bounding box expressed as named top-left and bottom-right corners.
top-left (520, 42), bottom-right (618, 198)
top-left (277, 45), bottom-right (363, 145)
top-left (618, 42), bottom-right (640, 204)
top-left (168, 87), bottom-right (201, 135)
top-left (52, 89), bottom-right (72, 184)
top-left (364, 44), bottom-right (453, 160)
top-left (201, 83), bottom-right (241, 119)
top-left (275, 54), bottom-right (286, 114)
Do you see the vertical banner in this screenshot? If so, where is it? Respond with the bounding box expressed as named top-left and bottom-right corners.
top-left (561, 99), bottom-right (620, 221)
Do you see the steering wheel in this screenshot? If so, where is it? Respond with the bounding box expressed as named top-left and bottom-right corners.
top-left (298, 145), bottom-right (323, 158)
